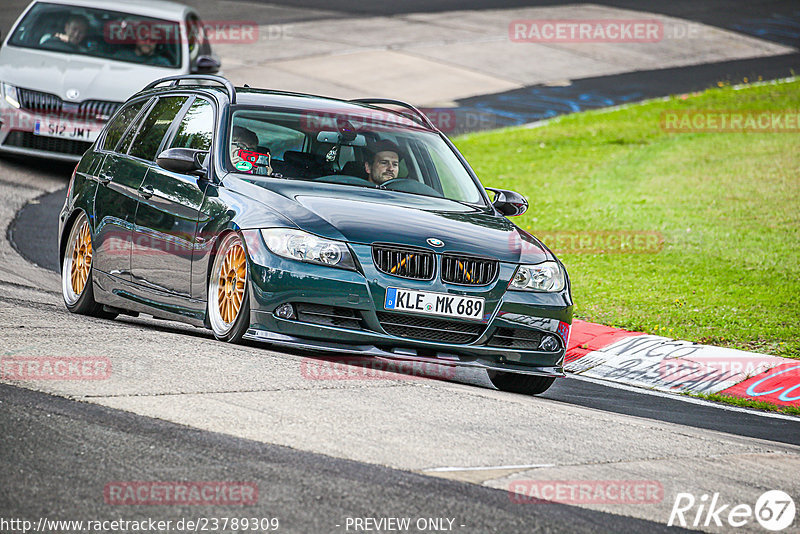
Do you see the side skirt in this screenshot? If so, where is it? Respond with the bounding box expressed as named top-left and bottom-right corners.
top-left (93, 269), bottom-right (207, 327)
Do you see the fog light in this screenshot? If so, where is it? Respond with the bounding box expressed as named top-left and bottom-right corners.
top-left (275, 303), bottom-right (296, 320)
top-left (539, 334), bottom-right (560, 352)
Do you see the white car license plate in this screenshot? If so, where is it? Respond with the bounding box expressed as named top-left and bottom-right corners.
top-left (34, 119), bottom-right (98, 142)
top-left (384, 287), bottom-right (484, 320)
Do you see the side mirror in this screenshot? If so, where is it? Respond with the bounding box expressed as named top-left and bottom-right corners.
top-left (486, 187), bottom-right (528, 216)
top-left (156, 148), bottom-right (207, 176)
top-left (192, 55), bottom-right (221, 74)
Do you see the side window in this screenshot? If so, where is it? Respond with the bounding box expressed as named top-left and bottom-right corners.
top-left (169, 99), bottom-right (214, 151)
top-left (100, 100), bottom-right (146, 152)
top-left (128, 96), bottom-right (188, 161)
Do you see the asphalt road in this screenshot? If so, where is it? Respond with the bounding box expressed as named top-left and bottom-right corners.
top-left (2, 156), bottom-right (799, 533)
top-left (0, 383), bottom-right (698, 534)
top-left (9, 184), bottom-right (800, 449)
top-left (2, 2), bottom-right (800, 532)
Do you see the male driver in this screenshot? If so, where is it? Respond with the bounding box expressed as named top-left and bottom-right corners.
top-left (364, 140), bottom-right (402, 185)
top-left (43, 14), bottom-right (90, 48)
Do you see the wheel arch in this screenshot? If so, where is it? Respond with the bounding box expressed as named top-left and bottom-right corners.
top-left (59, 208), bottom-right (91, 268)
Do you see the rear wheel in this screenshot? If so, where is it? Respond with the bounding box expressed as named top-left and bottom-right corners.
top-left (61, 212), bottom-right (116, 319)
top-left (208, 232), bottom-right (250, 343)
top-left (488, 371), bottom-right (556, 395)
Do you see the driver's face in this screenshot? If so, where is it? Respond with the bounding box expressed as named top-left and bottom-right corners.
top-left (366, 151), bottom-right (399, 184)
top-left (65, 20), bottom-right (88, 45)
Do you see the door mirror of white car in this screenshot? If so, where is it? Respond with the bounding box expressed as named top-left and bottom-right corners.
top-left (192, 55), bottom-right (221, 74)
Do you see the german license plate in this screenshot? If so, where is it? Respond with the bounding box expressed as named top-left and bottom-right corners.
top-left (34, 119), bottom-right (98, 142)
top-left (384, 287), bottom-right (484, 320)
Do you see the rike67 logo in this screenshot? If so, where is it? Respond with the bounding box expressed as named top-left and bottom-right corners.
top-left (668, 490), bottom-right (796, 531)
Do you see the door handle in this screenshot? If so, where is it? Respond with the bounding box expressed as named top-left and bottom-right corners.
top-left (97, 174), bottom-right (111, 185)
top-left (139, 184), bottom-right (154, 199)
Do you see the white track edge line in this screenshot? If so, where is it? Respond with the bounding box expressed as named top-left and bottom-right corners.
top-left (567, 373), bottom-right (800, 421)
top-left (423, 464), bottom-right (556, 472)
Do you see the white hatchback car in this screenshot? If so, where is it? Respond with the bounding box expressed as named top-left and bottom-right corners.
top-left (0, 0), bottom-right (220, 161)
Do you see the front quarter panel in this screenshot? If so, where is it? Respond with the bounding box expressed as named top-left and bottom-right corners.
top-left (189, 177), bottom-right (298, 299)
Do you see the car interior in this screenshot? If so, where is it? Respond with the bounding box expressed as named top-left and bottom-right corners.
top-left (10, 4), bottom-right (180, 68)
top-left (230, 110), bottom-right (447, 198)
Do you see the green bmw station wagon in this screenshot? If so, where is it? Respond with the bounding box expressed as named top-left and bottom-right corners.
top-left (59, 75), bottom-right (573, 395)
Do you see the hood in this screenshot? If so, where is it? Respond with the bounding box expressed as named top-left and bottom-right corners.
top-left (238, 178), bottom-right (551, 264)
top-left (0, 45), bottom-right (181, 103)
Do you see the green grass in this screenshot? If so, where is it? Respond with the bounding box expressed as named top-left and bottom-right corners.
top-left (455, 79), bottom-right (800, 358)
top-left (688, 392), bottom-right (800, 416)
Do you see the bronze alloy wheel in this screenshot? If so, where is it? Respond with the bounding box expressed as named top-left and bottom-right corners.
top-left (62, 212), bottom-right (93, 307)
top-left (61, 211), bottom-right (116, 318)
top-left (208, 232), bottom-right (250, 341)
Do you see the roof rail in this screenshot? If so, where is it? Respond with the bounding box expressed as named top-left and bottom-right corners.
top-left (350, 98), bottom-right (436, 130)
top-left (143, 75), bottom-right (237, 104)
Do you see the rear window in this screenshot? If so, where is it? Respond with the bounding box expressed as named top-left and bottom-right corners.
top-left (168, 98), bottom-right (214, 151)
top-left (8, 2), bottom-right (182, 69)
top-left (128, 96), bottom-right (188, 161)
top-left (100, 99), bottom-right (147, 152)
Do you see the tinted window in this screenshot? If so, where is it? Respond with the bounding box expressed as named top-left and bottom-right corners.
top-left (231, 114), bottom-right (305, 159)
top-left (169, 99), bottom-right (214, 151)
top-left (8, 2), bottom-right (181, 68)
top-left (228, 108), bottom-right (484, 204)
top-left (100, 100), bottom-right (146, 152)
top-left (129, 96), bottom-right (188, 161)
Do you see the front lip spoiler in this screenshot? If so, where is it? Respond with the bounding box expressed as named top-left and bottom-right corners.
top-left (243, 328), bottom-right (565, 377)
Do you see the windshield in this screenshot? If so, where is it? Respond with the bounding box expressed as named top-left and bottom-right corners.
top-left (228, 107), bottom-right (486, 205)
top-left (8, 2), bottom-right (181, 69)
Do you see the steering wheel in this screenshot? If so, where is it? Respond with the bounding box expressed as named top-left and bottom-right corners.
top-left (313, 174), bottom-right (377, 187)
top-left (379, 178), bottom-right (444, 197)
top-left (377, 178), bottom-right (407, 189)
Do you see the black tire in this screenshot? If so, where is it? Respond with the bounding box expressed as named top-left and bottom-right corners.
top-left (61, 212), bottom-right (117, 319)
top-left (207, 232), bottom-right (250, 343)
top-left (488, 371), bottom-right (556, 395)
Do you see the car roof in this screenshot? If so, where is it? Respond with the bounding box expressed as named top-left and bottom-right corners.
top-left (235, 89), bottom-right (434, 131)
top-left (27, 0), bottom-right (192, 19)
top-left (138, 82), bottom-right (436, 131)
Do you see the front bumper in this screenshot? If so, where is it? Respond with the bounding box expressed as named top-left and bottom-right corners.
top-left (243, 327), bottom-right (565, 377)
top-left (242, 230), bottom-right (572, 376)
top-left (0, 105), bottom-right (100, 162)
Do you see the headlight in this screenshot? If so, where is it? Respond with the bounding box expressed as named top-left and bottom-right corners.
top-left (2, 83), bottom-right (20, 109)
top-left (509, 261), bottom-right (565, 292)
top-left (261, 228), bottom-right (357, 271)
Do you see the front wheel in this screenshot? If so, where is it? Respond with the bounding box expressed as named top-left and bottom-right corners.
top-left (207, 232), bottom-right (250, 343)
top-left (61, 212), bottom-right (116, 319)
top-left (488, 371), bottom-right (556, 395)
